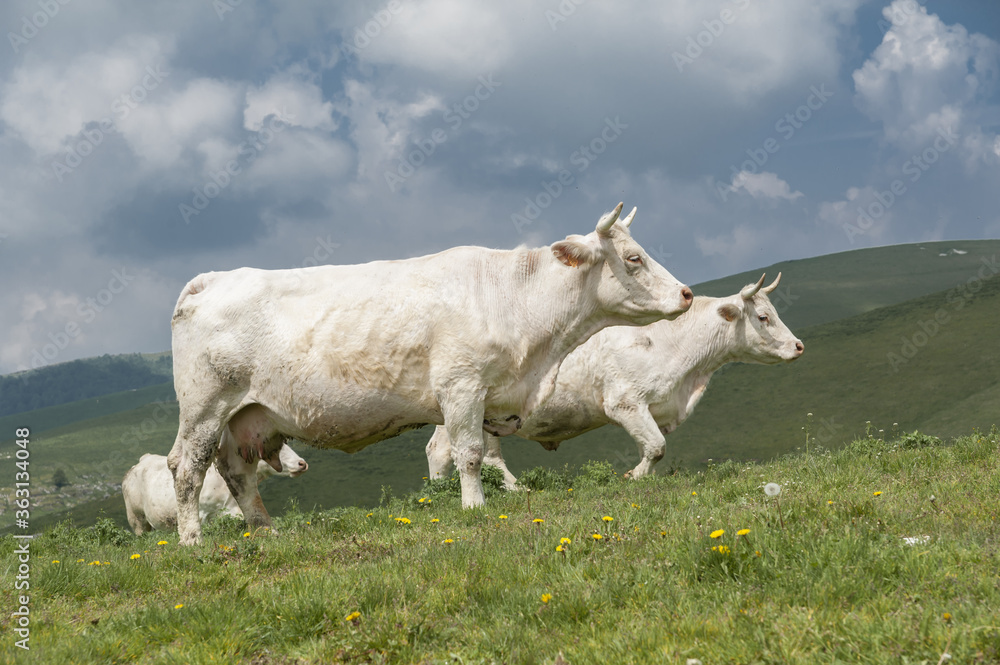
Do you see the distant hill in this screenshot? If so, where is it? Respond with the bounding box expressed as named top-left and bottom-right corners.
top-left (0, 352), bottom-right (172, 416)
top-left (695, 239), bottom-right (1000, 330)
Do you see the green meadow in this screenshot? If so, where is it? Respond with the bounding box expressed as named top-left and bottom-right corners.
top-left (1, 429), bottom-right (997, 663)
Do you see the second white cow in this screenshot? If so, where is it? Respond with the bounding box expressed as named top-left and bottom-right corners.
top-left (426, 274), bottom-right (803, 484)
top-left (123, 435), bottom-right (308, 535)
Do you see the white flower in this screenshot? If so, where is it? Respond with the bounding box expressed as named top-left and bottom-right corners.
top-left (764, 483), bottom-right (781, 497)
top-left (902, 535), bottom-right (930, 546)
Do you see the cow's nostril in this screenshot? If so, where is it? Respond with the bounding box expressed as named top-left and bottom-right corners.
top-left (795, 342), bottom-right (804, 353)
top-left (681, 287), bottom-right (693, 303)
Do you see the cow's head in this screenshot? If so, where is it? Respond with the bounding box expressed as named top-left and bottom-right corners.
top-left (716, 273), bottom-right (804, 363)
top-left (550, 202), bottom-right (693, 325)
top-left (256, 443), bottom-right (309, 480)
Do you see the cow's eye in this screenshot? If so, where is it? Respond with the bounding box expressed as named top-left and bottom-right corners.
top-left (758, 314), bottom-right (769, 323)
top-left (627, 254), bottom-right (642, 265)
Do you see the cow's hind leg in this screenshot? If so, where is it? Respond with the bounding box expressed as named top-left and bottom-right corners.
top-left (426, 426), bottom-right (455, 479)
top-left (215, 426), bottom-right (277, 533)
top-left (168, 417), bottom-right (227, 546)
top-left (482, 433), bottom-right (519, 490)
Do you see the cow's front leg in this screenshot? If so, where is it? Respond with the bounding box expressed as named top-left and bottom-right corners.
top-left (607, 401), bottom-right (665, 479)
top-left (215, 427), bottom-right (273, 531)
top-left (440, 394), bottom-right (487, 508)
top-left (168, 418), bottom-right (226, 546)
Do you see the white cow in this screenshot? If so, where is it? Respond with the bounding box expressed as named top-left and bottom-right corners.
top-left (168, 203), bottom-right (693, 544)
top-left (426, 274), bottom-right (804, 485)
top-left (123, 434), bottom-right (308, 535)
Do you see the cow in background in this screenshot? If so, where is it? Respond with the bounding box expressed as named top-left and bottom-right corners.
top-left (426, 274), bottom-right (803, 485)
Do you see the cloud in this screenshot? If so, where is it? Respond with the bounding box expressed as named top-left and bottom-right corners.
top-left (853, 0), bottom-right (1000, 157)
top-left (244, 73), bottom-right (337, 132)
top-left (728, 171), bottom-right (803, 201)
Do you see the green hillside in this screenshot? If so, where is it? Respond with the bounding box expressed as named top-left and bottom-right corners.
top-left (0, 352), bottom-right (172, 416)
top-left (696, 239), bottom-right (1000, 329)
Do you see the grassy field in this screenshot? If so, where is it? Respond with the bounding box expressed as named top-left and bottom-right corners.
top-left (1, 429), bottom-right (998, 664)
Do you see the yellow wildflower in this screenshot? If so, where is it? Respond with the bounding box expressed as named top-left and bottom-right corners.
top-left (174, 604), bottom-right (184, 610)
top-left (443, 539), bottom-right (454, 544)
top-left (592, 533), bottom-right (603, 541)
top-left (737, 528), bottom-right (751, 536)
top-left (344, 611), bottom-right (361, 622)
top-left (130, 554), bottom-right (141, 560)
top-left (157, 540), bottom-right (168, 545)
top-left (395, 517), bottom-right (411, 525)
top-left (602, 516), bottom-right (613, 522)
top-left (873, 491), bottom-right (882, 496)
top-left (691, 491), bottom-right (697, 496)
top-left (710, 529), bottom-right (724, 539)
top-left (431, 518), bottom-right (440, 523)
top-left (51, 560), bottom-right (59, 564)
top-left (631, 503), bottom-right (640, 509)
top-left (560, 537), bottom-right (572, 545)
top-left (541, 593), bottom-right (552, 603)
top-left (533, 518), bottom-right (544, 524)
top-left (499, 515), bottom-right (508, 520)
top-left (555, 545), bottom-right (563, 552)
top-left (243, 532), bottom-right (251, 538)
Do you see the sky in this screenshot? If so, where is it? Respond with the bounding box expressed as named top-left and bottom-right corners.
top-left (1, 0), bottom-right (999, 375)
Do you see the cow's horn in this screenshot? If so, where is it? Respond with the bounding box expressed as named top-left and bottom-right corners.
top-left (596, 202), bottom-right (624, 235)
top-left (741, 274), bottom-right (766, 300)
top-left (620, 206), bottom-right (637, 228)
top-left (762, 272), bottom-right (782, 294)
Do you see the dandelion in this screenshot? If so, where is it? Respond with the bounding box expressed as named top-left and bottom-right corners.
top-left (306, 521), bottom-right (311, 525)
top-left (660, 530), bottom-right (667, 536)
top-left (556, 545), bottom-right (563, 552)
top-left (755, 550), bottom-right (761, 557)
top-left (130, 554), bottom-right (141, 560)
top-left (76, 559), bottom-right (84, 563)
top-left (443, 539), bottom-right (454, 544)
top-left (499, 515), bottom-right (508, 520)
top-left (395, 517), bottom-right (411, 525)
top-left (717, 545), bottom-right (730, 554)
top-left (418, 497), bottom-right (426, 503)
top-left (873, 491), bottom-right (882, 497)
top-left (174, 604), bottom-right (184, 610)
top-left (691, 491), bottom-right (697, 496)
top-left (943, 612), bottom-right (952, 622)
top-left (710, 529), bottom-right (724, 539)
top-left (827, 500), bottom-right (834, 505)
top-left (737, 528), bottom-right (750, 536)
top-left (88, 561), bottom-right (101, 566)
top-left (631, 503), bottom-right (640, 509)
top-left (51, 560), bottom-right (59, 564)
top-left (567, 488), bottom-right (573, 493)
top-left (431, 518), bottom-right (440, 523)
top-left (560, 537), bottom-right (572, 545)
top-left (243, 532), bottom-right (251, 538)
top-left (541, 593), bottom-right (552, 604)
top-left (533, 518), bottom-right (544, 524)
top-left (157, 540), bottom-right (168, 546)
top-left (602, 516), bottom-right (614, 523)
top-left (344, 611), bottom-right (361, 622)
top-left (764, 483), bottom-right (781, 496)
top-left (592, 533), bottom-right (603, 541)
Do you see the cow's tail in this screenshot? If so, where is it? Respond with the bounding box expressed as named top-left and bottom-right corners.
top-left (172, 273), bottom-right (215, 325)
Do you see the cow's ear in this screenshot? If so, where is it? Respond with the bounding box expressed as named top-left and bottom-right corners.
top-left (717, 303), bottom-right (740, 322)
top-left (551, 237), bottom-right (599, 268)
